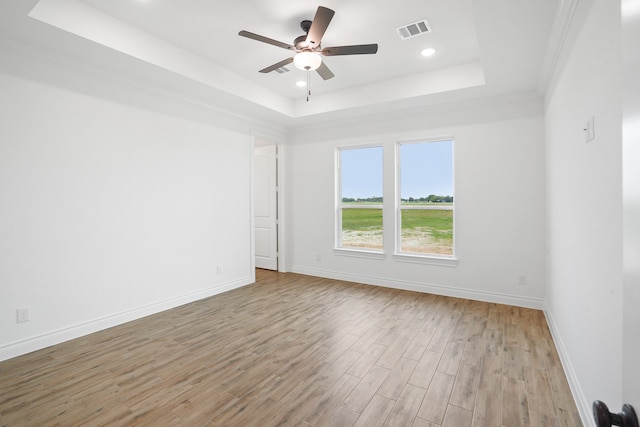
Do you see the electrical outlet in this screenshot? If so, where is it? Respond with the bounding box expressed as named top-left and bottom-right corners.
top-left (216, 265), bottom-right (223, 275)
top-left (518, 275), bottom-right (527, 286)
top-left (16, 307), bottom-right (31, 323)
top-left (315, 254), bottom-right (321, 261)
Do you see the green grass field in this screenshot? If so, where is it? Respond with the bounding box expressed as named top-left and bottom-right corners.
top-left (341, 208), bottom-right (383, 230)
top-left (400, 209), bottom-right (453, 242)
top-left (341, 207), bottom-right (453, 254)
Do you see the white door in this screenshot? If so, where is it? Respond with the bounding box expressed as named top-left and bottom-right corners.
top-left (254, 144), bottom-right (278, 270)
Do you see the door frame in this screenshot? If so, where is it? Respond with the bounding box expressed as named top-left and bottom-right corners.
top-left (251, 136), bottom-right (286, 280)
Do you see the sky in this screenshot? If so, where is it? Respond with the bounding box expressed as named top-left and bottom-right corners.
top-left (341, 141), bottom-right (453, 199)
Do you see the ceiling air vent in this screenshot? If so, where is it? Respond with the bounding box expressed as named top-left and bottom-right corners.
top-left (274, 67), bottom-right (290, 74)
top-left (396, 19), bottom-right (432, 40)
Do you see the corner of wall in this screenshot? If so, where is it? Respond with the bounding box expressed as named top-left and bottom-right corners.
top-left (543, 305), bottom-right (595, 427)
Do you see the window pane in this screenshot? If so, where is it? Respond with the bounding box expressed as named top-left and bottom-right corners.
top-left (341, 208), bottom-right (383, 249)
top-left (339, 146), bottom-right (383, 250)
top-left (399, 140), bottom-right (454, 255)
top-left (400, 208), bottom-right (453, 255)
top-left (341, 147), bottom-right (383, 202)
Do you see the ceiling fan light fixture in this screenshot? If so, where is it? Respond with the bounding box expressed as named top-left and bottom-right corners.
top-left (293, 51), bottom-right (322, 71)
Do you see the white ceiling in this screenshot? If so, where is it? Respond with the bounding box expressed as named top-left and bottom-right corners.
top-left (79, 0), bottom-right (482, 95)
top-left (0, 0), bottom-right (560, 126)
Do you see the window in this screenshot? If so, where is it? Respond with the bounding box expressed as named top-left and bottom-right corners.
top-left (398, 139), bottom-right (454, 256)
top-left (337, 146), bottom-right (383, 251)
top-left (335, 139), bottom-right (455, 260)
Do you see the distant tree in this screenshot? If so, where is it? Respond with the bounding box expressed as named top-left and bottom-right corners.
top-left (345, 196), bottom-right (383, 203)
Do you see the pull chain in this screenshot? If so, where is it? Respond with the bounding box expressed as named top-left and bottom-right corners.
top-left (306, 68), bottom-right (311, 102)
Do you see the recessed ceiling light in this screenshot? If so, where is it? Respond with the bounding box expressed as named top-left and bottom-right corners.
top-left (296, 81), bottom-right (307, 87)
top-left (421, 48), bottom-right (437, 57)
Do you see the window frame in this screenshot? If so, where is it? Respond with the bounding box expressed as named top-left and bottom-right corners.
top-left (394, 137), bottom-right (457, 264)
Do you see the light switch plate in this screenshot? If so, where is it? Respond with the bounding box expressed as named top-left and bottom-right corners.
top-left (585, 116), bottom-right (595, 142)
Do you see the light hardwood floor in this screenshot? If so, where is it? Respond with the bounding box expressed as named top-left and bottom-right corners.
top-left (0, 270), bottom-right (582, 426)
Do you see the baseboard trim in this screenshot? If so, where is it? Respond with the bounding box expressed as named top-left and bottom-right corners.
top-left (543, 308), bottom-right (594, 427)
top-left (289, 265), bottom-right (545, 310)
top-left (0, 276), bottom-right (253, 362)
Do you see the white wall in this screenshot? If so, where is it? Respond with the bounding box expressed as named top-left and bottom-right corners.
top-left (285, 95), bottom-right (547, 308)
top-left (0, 65), bottom-right (260, 360)
top-left (544, 0), bottom-right (623, 423)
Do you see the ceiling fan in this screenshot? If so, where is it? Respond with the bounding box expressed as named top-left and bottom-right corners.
top-left (238, 6), bottom-right (378, 82)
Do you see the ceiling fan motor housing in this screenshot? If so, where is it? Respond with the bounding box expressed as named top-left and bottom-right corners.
top-left (294, 34), bottom-right (312, 50)
top-left (295, 19), bottom-right (318, 50)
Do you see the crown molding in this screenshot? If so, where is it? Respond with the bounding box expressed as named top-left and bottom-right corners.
top-left (537, 0), bottom-right (580, 96)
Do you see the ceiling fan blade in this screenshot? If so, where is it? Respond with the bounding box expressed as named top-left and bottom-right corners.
top-left (238, 30), bottom-right (297, 51)
top-left (305, 6), bottom-right (335, 47)
top-left (321, 44), bottom-right (379, 56)
top-left (316, 61), bottom-right (335, 80)
top-left (259, 57), bottom-right (294, 74)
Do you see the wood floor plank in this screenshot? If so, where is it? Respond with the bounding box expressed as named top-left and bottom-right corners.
top-left (346, 343), bottom-right (387, 378)
top-left (328, 349), bottom-right (364, 380)
top-left (524, 366), bottom-right (556, 417)
top-left (503, 344), bottom-right (526, 380)
top-left (442, 404), bottom-right (473, 427)
top-left (168, 390), bottom-right (238, 425)
top-left (557, 407), bottom-right (583, 426)
top-left (305, 373), bottom-right (361, 426)
top-left (524, 345), bottom-right (548, 370)
top-left (479, 353), bottom-right (503, 393)
top-left (417, 371), bottom-right (456, 424)
top-left (529, 409), bottom-right (561, 427)
top-left (320, 406), bottom-right (360, 427)
top-left (503, 376), bottom-right (530, 427)
top-left (377, 357), bottom-right (418, 400)
top-left (547, 366), bottom-right (580, 413)
top-left (427, 325), bottom-right (452, 353)
top-left (483, 328), bottom-right (504, 357)
top-left (383, 384), bottom-right (426, 427)
top-left (462, 333), bottom-right (485, 367)
top-left (352, 394), bottom-right (395, 427)
top-left (413, 417), bottom-right (441, 427)
top-left (0, 270), bottom-right (582, 427)
top-left (408, 349), bottom-right (441, 389)
top-left (376, 337), bottom-right (412, 370)
top-left (437, 341), bottom-right (465, 375)
top-left (449, 362), bottom-right (481, 410)
top-left (472, 388), bottom-right (502, 427)
top-left (278, 384), bottom-right (329, 427)
top-left (341, 365), bottom-right (391, 413)
top-left (404, 330), bottom-right (434, 361)
top-left (351, 326), bottom-right (384, 354)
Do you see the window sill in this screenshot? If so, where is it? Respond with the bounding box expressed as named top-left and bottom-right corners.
top-left (393, 253), bottom-right (459, 267)
top-left (333, 248), bottom-right (386, 260)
